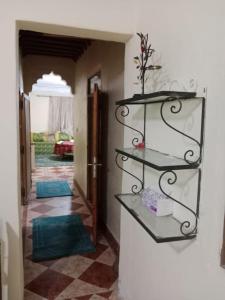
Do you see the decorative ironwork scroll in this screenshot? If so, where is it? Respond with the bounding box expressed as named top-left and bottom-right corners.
top-left (160, 98), bottom-right (202, 165)
top-left (115, 153), bottom-right (144, 194)
top-left (115, 105), bottom-right (144, 146)
top-left (159, 170), bottom-right (198, 236)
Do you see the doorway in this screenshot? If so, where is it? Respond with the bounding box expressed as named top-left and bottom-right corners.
top-left (87, 81), bottom-right (108, 244)
top-left (19, 29), bottom-right (125, 299)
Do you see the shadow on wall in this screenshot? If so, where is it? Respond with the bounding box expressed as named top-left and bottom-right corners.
top-left (2, 223), bottom-right (23, 300)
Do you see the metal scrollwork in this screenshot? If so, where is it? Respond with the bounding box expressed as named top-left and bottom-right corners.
top-left (115, 153), bottom-right (144, 194)
top-left (115, 105), bottom-right (144, 146)
top-left (160, 99), bottom-right (201, 165)
top-left (159, 170), bottom-right (198, 236)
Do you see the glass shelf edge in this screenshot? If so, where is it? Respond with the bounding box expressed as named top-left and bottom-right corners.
top-left (115, 194), bottom-right (197, 243)
top-left (116, 91), bottom-right (198, 105)
top-left (115, 148), bottom-right (200, 171)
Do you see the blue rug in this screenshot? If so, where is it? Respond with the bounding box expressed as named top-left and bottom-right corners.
top-left (36, 180), bottom-right (73, 198)
top-left (35, 154), bottom-right (74, 167)
top-left (32, 215), bottom-right (95, 261)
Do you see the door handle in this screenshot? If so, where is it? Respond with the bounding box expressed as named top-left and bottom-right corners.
top-left (88, 156), bottom-right (102, 178)
top-left (88, 156), bottom-right (102, 166)
top-left (88, 163), bottom-right (102, 178)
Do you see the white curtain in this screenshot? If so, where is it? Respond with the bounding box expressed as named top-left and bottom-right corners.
top-left (60, 97), bottom-right (73, 136)
top-left (48, 96), bottom-right (74, 136)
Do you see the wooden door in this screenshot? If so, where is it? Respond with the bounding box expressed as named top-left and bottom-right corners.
top-left (25, 95), bottom-right (31, 197)
top-left (87, 85), bottom-right (108, 244)
top-left (19, 92), bottom-right (31, 205)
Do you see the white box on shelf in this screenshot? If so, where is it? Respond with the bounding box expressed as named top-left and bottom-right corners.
top-left (141, 187), bottom-right (173, 217)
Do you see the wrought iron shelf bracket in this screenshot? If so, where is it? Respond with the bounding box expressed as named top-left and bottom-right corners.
top-left (115, 152), bottom-right (144, 194)
top-left (115, 104), bottom-right (144, 147)
top-left (116, 92), bottom-right (205, 165)
top-left (114, 90), bottom-right (205, 243)
top-left (115, 154), bottom-right (201, 242)
top-left (160, 98), bottom-right (205, 165)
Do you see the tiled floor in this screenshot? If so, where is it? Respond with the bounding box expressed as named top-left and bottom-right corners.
top-left (23, 165), bottom-right (118, 300)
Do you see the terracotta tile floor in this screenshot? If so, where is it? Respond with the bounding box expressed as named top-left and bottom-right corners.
top-left (23, 165), bottom-right (118, 300)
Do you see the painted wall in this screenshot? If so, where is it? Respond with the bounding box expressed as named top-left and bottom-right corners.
top-left (22, 54), bottom-right (76, 94)
top-left (118, 1), bottom-right (225, 300)
top-left (0, 2), bottom-right (132, 299)
top-left (30, 95), bottom-right (49, 132)
top-left (74, 40), bottom-right (125, 241)
top-left (2, 0), bottom-right (225, 299)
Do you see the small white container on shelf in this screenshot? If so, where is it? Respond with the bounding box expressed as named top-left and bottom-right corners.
top-left (141, 187), bottom-right (173, 217)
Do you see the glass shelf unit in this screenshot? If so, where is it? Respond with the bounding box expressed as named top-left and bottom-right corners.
top-left (116, 193), bottom-right (196, 243)
top-left (115, 90), bottom-right (205, 243)
top-left (116, 91), bottom-right (196, 105)
top-left (116, 148), bottom-right (199, 171)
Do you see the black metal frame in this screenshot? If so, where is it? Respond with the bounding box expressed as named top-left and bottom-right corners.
top-left (116, 91), bottom-right (196, 105)
top-left (114, 91), bottom-right (205, 242)
top-left (115, 194), bottom-right (197, 243)
top-left (115, 148), bottom-right (199, 170)
top-left (115, 105), bottom-right (144, 146)
top-left (115, 152), bottom-right (144, 194)
top-left (115, 92), bottom-right (205, 166)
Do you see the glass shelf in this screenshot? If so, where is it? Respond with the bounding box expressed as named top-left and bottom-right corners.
top-left (116, 91), bottom-right (196, 105)
top-left (116, 148), bottom-right (199, 170)
top-left (116, 193), bottom-right (196, 243)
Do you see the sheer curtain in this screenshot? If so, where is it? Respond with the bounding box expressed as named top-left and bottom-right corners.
top-left (60, 97), bottom-right (73, 136)
top-left (48, 96), bottom-right (74, 136)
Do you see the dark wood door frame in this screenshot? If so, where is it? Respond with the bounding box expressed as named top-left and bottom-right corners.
top-left (19, 92), bottom-right (31, 205)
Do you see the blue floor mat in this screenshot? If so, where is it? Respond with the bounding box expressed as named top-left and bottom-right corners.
top-left (36, 180), bottom-right (73, 198)
top-left (32, 215), bottom-right (95, 261)
top-left (35, 154), bottom-right (74, 167)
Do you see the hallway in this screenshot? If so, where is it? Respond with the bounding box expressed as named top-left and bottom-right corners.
top-left (22, 166), bottom-right (118, 299)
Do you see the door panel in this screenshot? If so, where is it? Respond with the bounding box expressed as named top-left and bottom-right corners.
top-left (19, 92), bottom-right (31, 205)
top-left (87, 85), bottom-right (108, 244)
top-left (24, 95), bottom-right (31, 196)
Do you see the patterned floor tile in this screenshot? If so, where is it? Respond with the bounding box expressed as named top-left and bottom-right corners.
top-left (23, 165), bottom-right (118, 299)
top-left (51, 255), bottom-right (94, 278)
top-left (25, 269), bottom-right (74, 299)
top-left (43, 197), bottom-right (73, 207)
top-left (26, 255), bottom-right (60, 268)
top-left (81, 243), bottom-right (108, 260)
top-left (97, 291), bottom-right (113, 298)
top-left (75, 206), bottom-right (90, 214)
top-left (24, 237), bottom-right (32, 257)
top-left (96, 248), bottom-right (116, 267)
top-left (79, 262), bottom-right (117, 289)
top-left (78, 213), bottom-right (91, 222)
top-left (31, 204), bottom-right (54, 214)
top-left (24, 289), bottom-right (47, 300)
top-left (55, 279), bottom-right (107, 299)
top-left (24, 259), bottom-right (48, 285)
top-left (74, 196), bottom-right (86, 204)
top-left (89, 295), bottom-right (108, 300)
top-left (75, 296), bottom-right (92, 300)
top-left (46, 207), bottom-right (75, 217)
top-left (24, 226), bottom-right (32, 238)
top-left (98, 236), bottom-right (109, 247)
top-left (27, 210), bottom-right (43, 221)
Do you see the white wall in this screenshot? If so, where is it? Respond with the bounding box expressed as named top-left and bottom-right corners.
top-left (2, 1), bottom-right (225, 299)
top-left (74, 40), bottom-right (125, 241)
top-left (119, 1), bottom-right (225, 300)
top-left (30, 95), bottom-right (49, 132)
top-left (22, 55), bottom-right (76, 94)
top-left (0, 2), bottom-right (132, 299)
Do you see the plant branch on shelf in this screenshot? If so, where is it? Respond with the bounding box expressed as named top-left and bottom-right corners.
top-left (134, 32), bottom-right (162, 94)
